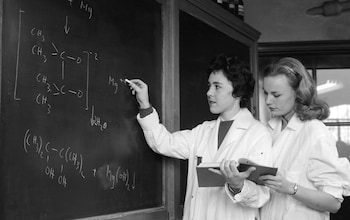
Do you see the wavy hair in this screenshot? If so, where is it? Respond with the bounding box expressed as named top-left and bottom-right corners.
top-left (207, 54), bottom-right (255, 108)
top-left (263, 57), bottom-right (329, 121)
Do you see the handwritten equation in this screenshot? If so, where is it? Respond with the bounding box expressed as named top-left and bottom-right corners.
top-left (13, 0), bottom-right (133, 134)
top-left (15, 0), bottom-right (94, 102)
top-left (24, 128), bottom-right (136, 191)
top-left (94, 163), bottom-right (136, 191)
top-left (12, 0), bottom-right (139, 193)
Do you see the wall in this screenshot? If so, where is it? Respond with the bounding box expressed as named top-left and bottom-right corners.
top-left (245, 0), bottom-right (350, 42)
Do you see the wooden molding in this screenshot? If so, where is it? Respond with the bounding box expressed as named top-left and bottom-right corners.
top-left (259, 40), bottom-right (350, 56)
top-left (187, 0), bottom-right (260, 41)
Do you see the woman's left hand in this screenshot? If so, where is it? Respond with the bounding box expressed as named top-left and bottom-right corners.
top-left (259, 171), bottom-right (295, 195)
top-left (215, 160), bottom-right (256, 189)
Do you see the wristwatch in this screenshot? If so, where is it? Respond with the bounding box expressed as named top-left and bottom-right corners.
top-left (291, 183), bottom-right (298, 195)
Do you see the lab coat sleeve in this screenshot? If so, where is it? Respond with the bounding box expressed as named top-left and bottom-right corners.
top-left (307, 127), bottom-right (350, 201)
top-left (225, 180), bottom-right (271, 208)
top-left (225, 126), bottom-right (273, 208)
top-left (136, 108), bottom-right (194, 159)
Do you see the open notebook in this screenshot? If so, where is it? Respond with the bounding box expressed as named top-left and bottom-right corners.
top-left (196, 158), bottom-right (277, 187)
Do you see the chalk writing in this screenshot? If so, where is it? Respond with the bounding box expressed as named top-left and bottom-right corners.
top-left (30, 27), bottom-right (45, 42)
top-left (14, 9), bottom-right (25, 101)
top-left (32, 45), bottom-right (47, 63)
top-left (67, 0), bottom-right (93, 20)
top-left (51, 42), bottom-right (84, 64)
top-left (35, 73), bottom-right (84, 114)
top-left (15, 7), bottom-right (101, 115)
top-left (12, 0), bottom-right (140, 196)
top-left (45, 165), bottom-right (55, 179)
top-left (24, 129), bottom-right (136, 190)
top-left (24, 128), bottom-right (86, 187)
top-left (90, 105), bottom-right (108, 131)
top-left (108, 76), bottom-right (119, 94)
top-left (80, 1), bottom-right (93, 19)
top-left (64, 16), bottom-right (70, 34)
top-left (94, 163), bottom-right (136, 191)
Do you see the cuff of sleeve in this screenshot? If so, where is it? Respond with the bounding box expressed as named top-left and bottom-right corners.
top-left (139, 106), bottom-right (153, 118)
top-left (137, 108), bottom-right (159, 131)
top-left (225, 180), bottom-right (250, 203)
top-left (322, 185), bottom-right (347, 202)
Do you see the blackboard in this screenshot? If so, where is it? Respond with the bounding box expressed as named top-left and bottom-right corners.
top-left (0, 0), bottom-right (163, 219)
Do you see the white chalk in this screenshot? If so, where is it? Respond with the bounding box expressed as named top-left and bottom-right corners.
top-left (124, 79), bottom-right (131, 84)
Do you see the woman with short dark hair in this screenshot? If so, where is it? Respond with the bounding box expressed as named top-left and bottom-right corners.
top-left (126, 54), bottom-right (273, 220)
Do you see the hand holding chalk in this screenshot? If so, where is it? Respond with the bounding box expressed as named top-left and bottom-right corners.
top-left (123, 79), bottom-right (136, 95)
top-left (125, 79), bottom-right (151, 109)
top-left (124, 78), bottom-right (132, 84)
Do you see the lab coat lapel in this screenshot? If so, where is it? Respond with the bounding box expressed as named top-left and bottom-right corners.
top-left (282, 115), bottom-right (304, 168)
top-left (214, 124), bottom-right (243, 161)
top-left (215, 109), bottom-right (253, 161)
top-left (201, 118), bottom-right (220, 163)
top-left (269, 114), bottom-right (303, 168)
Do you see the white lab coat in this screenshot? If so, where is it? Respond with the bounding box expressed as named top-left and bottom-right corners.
top-left (260, 114), bottom-right (350, 220)
top-left (137, 108), bottom-right (273, 220)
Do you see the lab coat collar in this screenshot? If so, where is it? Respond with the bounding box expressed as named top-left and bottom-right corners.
top-left (268, 113), bottom-right (303, 132)
top-left (213, 108), bottom-right (255, 160)
top-left (217, 108), bottom-right (254, 130)
top-left (232, 108), bottom-right (255, 129)
top-left (201, 108), bottom-right (255, 162)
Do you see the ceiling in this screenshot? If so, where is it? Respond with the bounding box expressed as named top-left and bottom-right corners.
top-left (244, 0), bottom-right (350, 42)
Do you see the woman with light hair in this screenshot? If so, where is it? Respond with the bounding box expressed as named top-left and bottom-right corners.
top-left (260, 57), bottom-right (350, 220)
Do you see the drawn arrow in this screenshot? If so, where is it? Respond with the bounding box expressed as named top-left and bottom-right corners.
top-left (64, 16), bottom-right (70, 34)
